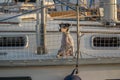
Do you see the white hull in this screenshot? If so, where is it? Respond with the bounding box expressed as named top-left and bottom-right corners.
top-left (0, 63), bottom-right (120, 80)
top-left (0, 1), bottom-right (120, 79)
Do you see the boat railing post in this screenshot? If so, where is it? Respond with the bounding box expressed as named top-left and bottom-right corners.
top-left (36, 0), bottom-right (41, 54)
top-left (40, 0), bottom-right (47, 54)
top-left (76, 0), bottom-right (81, 59)
top-left (36, 0), bottom-right (47, 54)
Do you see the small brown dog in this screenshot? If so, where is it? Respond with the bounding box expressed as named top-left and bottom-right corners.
top-left (57, 23), bottom-right (74, 58)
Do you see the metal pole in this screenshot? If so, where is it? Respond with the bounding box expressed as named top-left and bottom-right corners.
top-left (36, 0), bottom-right (47, 54)
top-left (40, 0), bottom-right (47, 54)
top-left (75, 0), bottom-right (82, 76)
top-left (77, 0), bottom-right (82, 58)
top-left (75, 0), bottom-right (80, 74)
top-left (36, 0), bottom-right (41, 54)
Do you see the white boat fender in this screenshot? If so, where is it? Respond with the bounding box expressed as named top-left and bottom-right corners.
top-left (64, 68), bottom-right (81, 80)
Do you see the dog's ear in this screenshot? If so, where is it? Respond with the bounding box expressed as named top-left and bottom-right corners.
top-left (59, 23), bottom-right (71, 27)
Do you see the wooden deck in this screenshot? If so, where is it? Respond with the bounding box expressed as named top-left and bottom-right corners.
top-left (49, 10), bottom-right (77, 18)
top-left (49, 10), bottom-right (100, 21)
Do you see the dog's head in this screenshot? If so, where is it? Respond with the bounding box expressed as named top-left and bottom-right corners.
top-left (59, 23), bottom-right (71, 32)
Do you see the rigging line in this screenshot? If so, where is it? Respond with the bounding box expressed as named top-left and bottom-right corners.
top-left (0, 3), bottom-right (58, 22)
top-left (75, 0), bottom-right (80, 74)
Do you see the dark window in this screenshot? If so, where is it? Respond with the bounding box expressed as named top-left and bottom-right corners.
top-left (0, 77), bottom-right (32, 80)
top-left (92, 37), bottom-right (120, 47)
top-left (0, 36), bottom-right (27, 47)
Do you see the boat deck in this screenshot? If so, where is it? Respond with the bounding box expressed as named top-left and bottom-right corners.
top-left (0, 57), bottom-right (120, 67)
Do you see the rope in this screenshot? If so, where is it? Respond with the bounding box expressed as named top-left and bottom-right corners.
top-left (75, 0), bottom-right (80, 74)
top-left (74, 51), bottom-right (79, 74)
top-left (70, 68), bottom-right (78, 75)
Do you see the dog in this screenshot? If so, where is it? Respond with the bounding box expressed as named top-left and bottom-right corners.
top-left (57, 23), bottom-right (74, 58)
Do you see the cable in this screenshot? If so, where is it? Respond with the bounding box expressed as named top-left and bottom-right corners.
top-left (75, 0), bottom-right (80, 74)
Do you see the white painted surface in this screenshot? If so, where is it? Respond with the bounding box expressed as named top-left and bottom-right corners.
top-left (101, 0), bottom-right (118, 21)
top-left (0, 20), bottom-right (120, 60)
top-left (0, 64), bottom-right (120, 80)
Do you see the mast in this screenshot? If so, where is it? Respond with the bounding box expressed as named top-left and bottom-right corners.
top-left (101, 0), bottom-right (117, 22)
